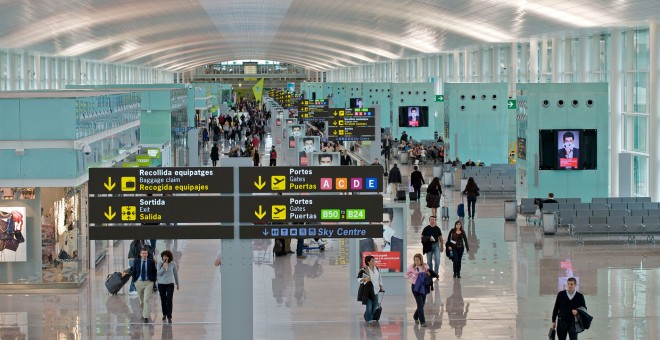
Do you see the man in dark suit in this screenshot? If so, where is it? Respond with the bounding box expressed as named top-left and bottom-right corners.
top-left (132, 247), bottom-right (157, 323)
top-left (359, 208), bottom-right (404, 272)
top-left (410, 165), bottom-right (425, 200)
top-left (340, 150), bottom-right (352, 166)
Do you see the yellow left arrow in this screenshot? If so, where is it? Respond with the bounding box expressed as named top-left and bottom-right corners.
top-left (254, 205), bottom-right (267, 220)
top-left (104, 206), bottom-right (116, 221)
top-left (254, 176), bottom-right (266, 190)
top-left (104, 177), bottom-right (116, 191)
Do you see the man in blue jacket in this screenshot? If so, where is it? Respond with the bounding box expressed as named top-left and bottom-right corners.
top-left (132, 247), bottom-right (158, 323)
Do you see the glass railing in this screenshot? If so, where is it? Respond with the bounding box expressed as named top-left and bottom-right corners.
top-left (75, 92), bottom-right (141, 139)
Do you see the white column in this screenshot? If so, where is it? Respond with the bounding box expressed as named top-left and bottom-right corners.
top-left (464, 48), bottom-right (470, 82)
top-left (540, 38), bottom-right (548, 83)
top-left (579, 33), bottom-right (589, 82)
top-left (493, 46), bottom-right (501, 83)
top-left (552, 37), bottom-right (561, 83)
top-left (436, 54), bottom-right (442, 94)
top-left (649, 22), bottom-right (660, 200)
top-left (453, 51), bottom-right (460, 82)
top-left (33, 52), bottom-right (41, 90)
top-left (510, 42), bottom-right (518, 93)
top-left (20, 51), bottom-right (28, 90)
top-left (611, 29), bottom-right (623, 196)
top-left (529, 38), bottom-right (538, 83)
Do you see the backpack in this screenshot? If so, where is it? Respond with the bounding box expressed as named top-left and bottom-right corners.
top-left (270, 150), bottom-right (277, 159)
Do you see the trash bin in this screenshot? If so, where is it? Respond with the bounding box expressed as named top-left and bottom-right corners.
top-left (433, 166), bottom-right (442, 179)
top-left (504, 200), bottom-right (517, 221)
top-left (443, 170), bottom-right (454, 187)
top-left (542, 212), bottom-right (557, 235)
top-left (399, 151), bottom-right (409, 164)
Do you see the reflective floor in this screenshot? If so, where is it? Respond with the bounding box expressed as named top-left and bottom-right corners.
top-left (3, 158), bottom-right (660, 339)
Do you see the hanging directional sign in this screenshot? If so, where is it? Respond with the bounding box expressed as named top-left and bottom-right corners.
top-left (88, 196), bottom-right (233, 224)
top-left (240, 224), bottom-right (383, 239)
top-left (88, 167), bottom-right (233, 195)
top-left (507, 99), bottom-right (517, 109)
top-left (327, 108), bottom-right (376, 141)
top-left (298, 99), bottom-right (328, 121)
top-left (239, 195), bottom-right (382, 223)
top-left (239, 166), bottom-right (383, 193)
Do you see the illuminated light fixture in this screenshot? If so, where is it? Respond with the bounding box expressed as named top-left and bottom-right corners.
top-left (509, 0), bottom-right (614, 27)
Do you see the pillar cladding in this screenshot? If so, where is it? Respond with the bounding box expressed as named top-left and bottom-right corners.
top-left (649, 22), bottom-right (660, 201)
top-left (221, 157), bottom-right (253, 340)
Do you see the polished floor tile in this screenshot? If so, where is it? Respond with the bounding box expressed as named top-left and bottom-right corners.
top-left (3, 161), bottom-right (660, 339)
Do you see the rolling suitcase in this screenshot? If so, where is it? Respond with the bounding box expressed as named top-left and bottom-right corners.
top-left (396, 186), bottom-right (406, 201)
top-left (441, 206), bottom-right (449, 219)
top-left (409, 191), bottom-right (418, 201)
top-left (457, 196), bottom-right (465, 218)
top-left (105, 268), bottom-right (132, 295)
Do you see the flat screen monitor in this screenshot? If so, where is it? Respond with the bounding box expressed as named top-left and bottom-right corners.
top-left (398, 106), bottom-right (428, 127)
top-left (539, 129), bottom-right (597, 170)
top-left (349, 98), bottom-right (363, 109)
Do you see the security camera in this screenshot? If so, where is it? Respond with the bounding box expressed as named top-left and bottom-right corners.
top-left (83, 144), bottom-right (92, 155)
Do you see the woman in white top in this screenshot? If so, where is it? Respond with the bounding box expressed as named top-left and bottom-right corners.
top-left (358, 255), bottom-right (384, 325)
top-left (157, 250), bottom-right (179, 323)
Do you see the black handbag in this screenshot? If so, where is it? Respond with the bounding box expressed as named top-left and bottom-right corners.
top-left (14, 230), bottom-right (25, 243)
top-left (548, 327), bottom-right (556, 339)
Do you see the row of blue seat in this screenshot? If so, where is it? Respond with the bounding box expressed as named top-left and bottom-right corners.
top-left (545, 202), bottom-right (660, 211)
top-left (570, 215), bottom-right (660, 244)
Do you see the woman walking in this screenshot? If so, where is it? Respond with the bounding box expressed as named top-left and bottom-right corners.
top-left (157, 250), bottom-right (179, 323)
top-left (446, 220), bottom-right (469, 278)
top-left (405, 253), bottom-right (430, 327)
top-left (462, 177), bottom-right (480, 219)
top-left (358, 255), bottom-right (384, 326)
top-left (426, 177), bottom-right (442, 217)
top-left (210, 143), bottom-right (219, 166)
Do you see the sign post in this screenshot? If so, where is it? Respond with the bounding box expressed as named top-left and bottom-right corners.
top-left (88, 167), bottom-right (235, 240)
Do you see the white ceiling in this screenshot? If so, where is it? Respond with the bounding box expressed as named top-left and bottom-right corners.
top-left (0, 0), bottom-right (658, 72)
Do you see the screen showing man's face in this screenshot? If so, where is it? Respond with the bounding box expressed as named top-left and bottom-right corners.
top-left (408, 107), bottom-right (419, 127)
top-left (319, 156), bottom-right (332, 165)
top-left (303, 139), bottom-right (315, 153)
top-left (291, 127), bottom-right (301, 137)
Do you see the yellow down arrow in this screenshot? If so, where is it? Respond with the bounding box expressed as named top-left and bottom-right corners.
top-left (104, 177), bottom-right (116, 191)
top-left (254, 176), bottom-right (266, 190)
top-left (104, 206), bottom-right (116, 221)
top-left (254, 205), bottom-right (267, 219)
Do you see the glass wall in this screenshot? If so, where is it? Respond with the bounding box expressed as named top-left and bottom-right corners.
top-left (325, 26), bottom-right (654, 197)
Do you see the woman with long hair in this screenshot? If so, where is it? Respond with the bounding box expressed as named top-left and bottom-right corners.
top-left (157, 250), bottom-right (179, 323)
top-left (462, 177), bottom-right (480, 219)
top-left (446, 220), bottom-right (469, 278)
top-left (405, 253), bottom-right (430, 327)
top-left (426, 177), bottom-right (442, 217)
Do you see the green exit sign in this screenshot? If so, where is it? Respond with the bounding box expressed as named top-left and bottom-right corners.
top-left (507, 99), bottom-right (517, 109)
top-left (435, 95), bottom-right (445, 102)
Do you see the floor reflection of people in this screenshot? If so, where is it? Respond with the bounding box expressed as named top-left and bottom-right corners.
top-left (426, 282), bottom-right (444, 332)
top-left (466, 219), bottom-right (480, 261)
top-left (162, 324), bottom-right (173, 340)
top-left (446, 280), bottom-right (469, 337)
top-left (271, 253), bottom-right (293, 306)
top-left (411, 205), bottom-right (423, 233)
top-left (294, 256), bottom-right (310, 306)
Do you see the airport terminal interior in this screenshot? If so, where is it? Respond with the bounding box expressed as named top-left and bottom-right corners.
top-left (2, 1), bottom-right (660, 339)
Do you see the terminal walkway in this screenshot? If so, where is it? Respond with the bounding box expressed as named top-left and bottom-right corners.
top-left (1, 161), bottom-right (659, 339)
